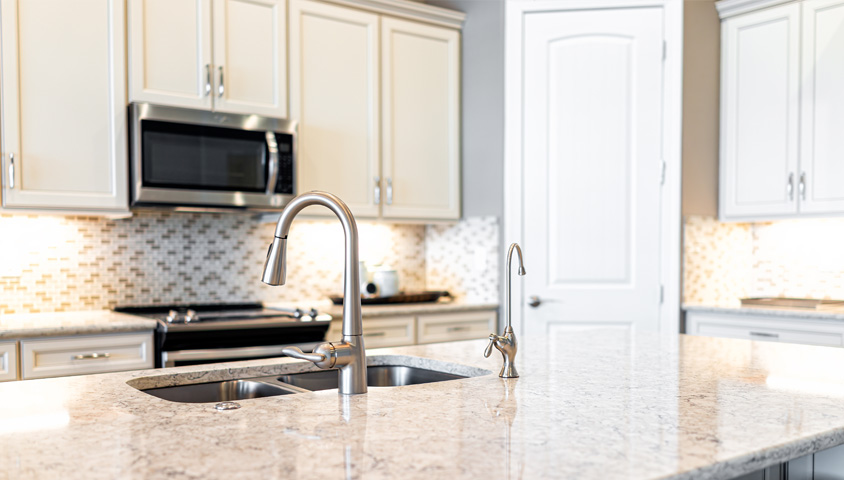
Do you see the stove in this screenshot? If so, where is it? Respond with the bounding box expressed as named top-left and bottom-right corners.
top-left (115, 303), bottom-right (332, 368)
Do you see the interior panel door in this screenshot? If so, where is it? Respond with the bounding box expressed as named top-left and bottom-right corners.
top-left (522, 7), bottom-right (664, 335)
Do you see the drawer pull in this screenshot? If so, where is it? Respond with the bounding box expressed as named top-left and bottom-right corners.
top-left (366, 332), bottom-right (386, 337)
top-left (447, 326), bottom-right (471, 332)
top-left (749, 332), bottom-right (779, 339)
top-left (73, 352), bottom-right (111, 360)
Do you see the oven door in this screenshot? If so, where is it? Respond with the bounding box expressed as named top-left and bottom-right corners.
top-left (130, 103), bottom-right (296, 210)
top-left (162, 342), bottom-right (321, 368)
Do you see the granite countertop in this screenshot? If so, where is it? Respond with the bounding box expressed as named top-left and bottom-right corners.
top-left (5, 332), bottom-right (844, 478)
top-left (684, 303), bottom-right (844, 322)
top-left (267, 298), bottom-right (499, 319)
top-left (0, 310), bottom-right (158, 339)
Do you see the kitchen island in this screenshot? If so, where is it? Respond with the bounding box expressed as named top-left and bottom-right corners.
top-left (2, 331), bottom-right (844, 479)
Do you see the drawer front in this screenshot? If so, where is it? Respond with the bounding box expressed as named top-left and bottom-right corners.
top-left (0, 341), bottom-right (18, 382)
top-left (417, 310), bottom-right (497, 344)
top-left (687, 312), bottom-right (844, 347)
top-left (22, 332), bottom-right (154, 379)
top-left (326, 316), bottom-right (416, 348)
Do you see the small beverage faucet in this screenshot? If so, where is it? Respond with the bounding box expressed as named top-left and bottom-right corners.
top-left (484, 243), bottom-right (525, 378)
top-left (262, 191), bottom-right (367, 395)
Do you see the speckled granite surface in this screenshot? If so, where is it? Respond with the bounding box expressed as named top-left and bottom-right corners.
top-left (0, 310), bottom-right (157, 339)
top-left (4, 333), bottom-right (844, 479)
top-left (684, 304), bottom-right (844, 322)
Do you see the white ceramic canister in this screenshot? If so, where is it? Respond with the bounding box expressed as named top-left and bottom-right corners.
top-left (372, 267), bottom-right (400, 297)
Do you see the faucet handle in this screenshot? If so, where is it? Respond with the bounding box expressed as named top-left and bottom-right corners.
top-left (282, 346), bottom-right (327, 363)
top-left (484, 334), bottom-right (496, 358)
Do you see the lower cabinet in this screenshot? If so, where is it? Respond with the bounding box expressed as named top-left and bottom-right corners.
top-left (20, 332), bottom-right (153, 380)
top-left (0, 341), bottom-right (18, 382)
top-left (732, 445), bottom-right (844, 480)
top-left (686, 310), bottom-right (844, 347)
top-left (326, 310), bottom-right (498, 349)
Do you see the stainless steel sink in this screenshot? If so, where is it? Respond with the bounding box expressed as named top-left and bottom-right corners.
top-left (143, 379), bottom-right (300, 403)
top-left (277, 365), bottom-right (466, 391)
top-left (138, 363), bottom-right (473, 403)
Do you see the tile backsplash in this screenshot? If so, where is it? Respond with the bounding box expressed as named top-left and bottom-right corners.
top-left (684, 215), bottom-right (844, 305)
top-left (0, 212), bottom-right (499, 314)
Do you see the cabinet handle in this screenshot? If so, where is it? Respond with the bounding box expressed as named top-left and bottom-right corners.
top-left (787, 173), bottom-right (794, 200)
top-left (446, 326), bottom-right (470, 332)
top-left (374, 176), bottom-right (381, 204)
top-left (73, 352), bottom-right (111, 360)
top-left (749, 332), bottom-right (779, 339)
top-left (204, 64), bottom-right (212, 96)
top-left (217, 66), bottom-right (225, 98)
top-left (799, 172), bottom-right (806, 201)
top-left (386, 177), bottom-right (393, 205)
top-left (366, 331), bottom-right (386, 337)
top-left (7, 153), bottom-right (14, 190)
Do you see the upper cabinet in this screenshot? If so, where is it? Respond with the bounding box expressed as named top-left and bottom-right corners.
top-left (381, 18), bottom-right (460, 220)
top-left (291, 0), bottom-right (463, 221)
top-left (128, 0), bottom-right (287, 117)
top-left (0, 0), bottom-right (129, 214)
top-left (800, 0), bottom-right (844, 213)
top-left (718, 0), bottom-right (844, 221)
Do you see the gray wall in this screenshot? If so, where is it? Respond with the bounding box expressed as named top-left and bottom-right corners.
top-left (426, 0), bottom-right (505, 219)
top-left (682, 0), bottom-right (721, 217)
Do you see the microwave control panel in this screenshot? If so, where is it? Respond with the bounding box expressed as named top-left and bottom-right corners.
top-left (275, 133), bottom-right (295, 195)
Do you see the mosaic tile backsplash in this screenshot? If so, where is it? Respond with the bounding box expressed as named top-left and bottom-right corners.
top-left (426, 216), bottom-right (499, 304)
top-left (0, 212), bottom-right (499, 314)
top-left (684, 215), bottom-right (844, 306)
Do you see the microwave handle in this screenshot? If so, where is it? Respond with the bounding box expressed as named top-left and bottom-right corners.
top-left (265, 132), bottom-right (280, 194)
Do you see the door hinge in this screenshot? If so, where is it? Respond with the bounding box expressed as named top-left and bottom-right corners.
top-left (660, 159), bottom-right (666, 186)
top-left (662, 41), bottom-right (667, 61)
top-left (659, 285), bottom-right (664, 304)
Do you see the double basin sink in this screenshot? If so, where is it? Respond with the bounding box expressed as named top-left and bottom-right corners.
top-left (142, 365), bottom-right (466, 403)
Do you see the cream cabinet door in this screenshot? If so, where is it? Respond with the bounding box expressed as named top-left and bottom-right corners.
top-left (381, 17), bottom-right (460, 220)
top-left (417, 311), bottom-right (496, 344)
top-left (326, 316), bottom-right (416, 349)
top-left (212, 0), bottom-right (287, 117)
top-left (799, 0), bottom-right (844, 214)
top-left (290, 0), bottom-right (381, 218)
top-left (0, 0), bottom-right (129, 212)
top-left (0, 342), bottom-right (17, 382)
top-left (128, 0), bottom-right (213, 109)
top-left (720, 3), bottom-right (801, 220)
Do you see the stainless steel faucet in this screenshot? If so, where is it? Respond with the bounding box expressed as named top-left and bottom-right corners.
top-left (484, 243), bottom-right (525, 378)
top-left (262, 191), bottom-right (367, 395)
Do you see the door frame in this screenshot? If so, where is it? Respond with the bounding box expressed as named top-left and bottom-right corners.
top-left (503, 0), bottom-right (684, 339)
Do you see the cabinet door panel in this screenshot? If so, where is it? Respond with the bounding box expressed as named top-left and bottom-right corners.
top-left (0, 342), bottom-right (17, 382)
top-left (381, 17), bottom-right (460, 220)
top-left (800, 0), bottom-right (844, 213)
top-left (720, 4), bottom-right (800, 220)
top-left (290, 0), bottom-right (380, 218)
top-left (213, 0), bottom-right (286, 117)
top-left (128, 0), bottom-right (213, 109)
top-left (1, 0), bottom-right (128, 211)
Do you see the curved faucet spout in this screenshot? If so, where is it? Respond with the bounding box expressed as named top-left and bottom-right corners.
top-left (262, 191), bottom-right (366, 395)
top-left (262, 191), bottom-right (361, 337)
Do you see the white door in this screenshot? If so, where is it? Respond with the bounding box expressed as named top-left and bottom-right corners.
top-left (212, 0), bottom-right (287, 117)
top-left (720, 4), bottom-right (801, 220)
top-left (381, 17), bottom-right (460, 220)
top-left (800, 0), bottom-right (844, 214)
top-left (290, 0), bottom-right (380, 218)
top-left (128, 0), bottom-right (213, 109)
top-left (522, 7), bottom-right (664, 335)
top-left (1, 0), bottom-right (128, 212)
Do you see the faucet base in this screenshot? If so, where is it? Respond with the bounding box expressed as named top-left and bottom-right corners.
top-left (499, 363), bottom-right (519, 378)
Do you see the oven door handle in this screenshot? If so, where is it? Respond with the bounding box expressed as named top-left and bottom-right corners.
top-left (265, 132), bottom-right (280, 195)
top-left (161, 343), bottom-right (321, 368)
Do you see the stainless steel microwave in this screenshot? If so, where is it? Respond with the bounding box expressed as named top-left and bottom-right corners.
top-left (129, 103), bottom-right (296, 210)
